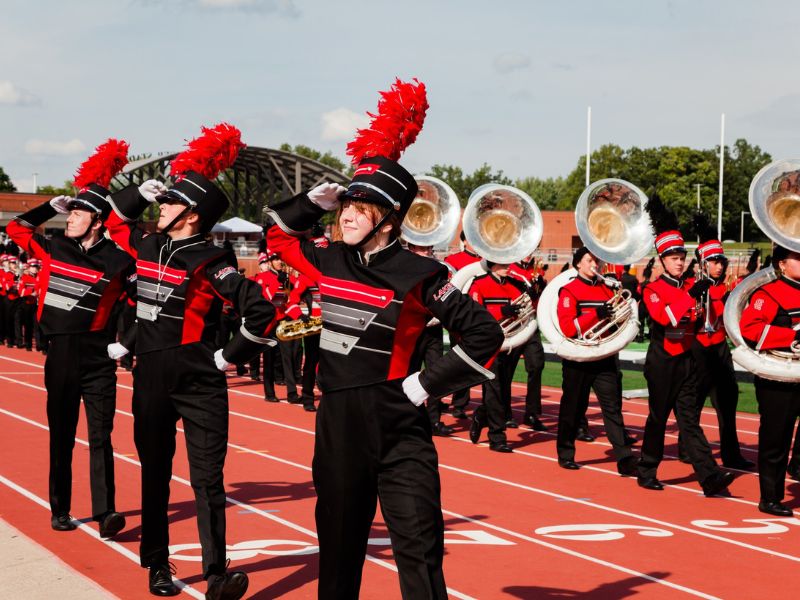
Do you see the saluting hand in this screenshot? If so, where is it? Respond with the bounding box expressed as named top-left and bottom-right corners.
top-left (49, 195), bottom-right (72, 214)
top-left (308, 182), bottom-right (347, 211)
top-left (139, 179), bottom-right (168, 203)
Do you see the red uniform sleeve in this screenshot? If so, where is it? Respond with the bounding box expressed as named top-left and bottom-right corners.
top-left (556, 287), bottom-right (600, 339)
top-left (285, 275), bottom-right (310, 320)
top-left (740, 289), bottom-right (797, 350)
top-left (267, 225), bottom-right (323, 283)
top-left (644, 283), bottom-right (696, 327)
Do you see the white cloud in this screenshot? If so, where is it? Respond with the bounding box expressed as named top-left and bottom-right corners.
top-left (24, 139), bottom-right (86, 157)
top-left (493, 53), bottom-right (531, 74)
top-left (320, 108), bottom-right (369, 142)
top-left (193, 0), bottom-right (301, 17)
top-left (0, 81), bottom-right (40, 106)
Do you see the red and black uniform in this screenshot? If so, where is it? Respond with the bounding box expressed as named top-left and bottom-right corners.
top-left (107, 186), bottom-right (276, 579)
top-left (740, 274), bottom-right (800, 504)
top-left (445, 249), bottom-right (481, 415)
top-left (267, 193), bottom-right (502, 599)
top-left (7, 202), bottom-right (134, 523)
top-left (2, 263), bottom-right (19, 346)
top-left (688, 276), bottom-right (748, 466)
top-left (15, 269), bottom-right (38, 349)
top-left (556, 274), bottom-right (633, 466)
top-left (286, 270), bottom-right (323, 407)
top-left (509, 260), bottom-right (546, 424)
top-left (469, 270), bottom-right (526, 446)
top-left (637, 273), bottom-right (722, 484)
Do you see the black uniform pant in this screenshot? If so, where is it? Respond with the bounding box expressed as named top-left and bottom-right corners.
top-left (280, 338), bottom-right (300, 400)
top-left (791, 420), bottom-right (800, 469)
top-left (755, 377), bottom-right (800, 503)
top-left (521, 330), bottom-right (545, 418)
top-left (0, 296), bottom-right (6, 343)
top-left (313, 382), bottom-right (447, 600)
top-left (638, 349), bottom-right (718, 482)
top-left (14, 300), bottom-right (35, 349)
top-left (4, 298), bottom-right (17, 346)
top-left (133, 343), bottom-right (229, 579)
top-left (475, 351), bottom-right (517, 445)
top-left (44, 332), bottom-right (117, 520)
top-left (409, 325), bottom-right (446, 426)
top-left (681, 341), bottom-right (745, 464)
top-left (558, 356), bottom-right (632, 463)
top-left (301, 332), bottom-right (320, 403)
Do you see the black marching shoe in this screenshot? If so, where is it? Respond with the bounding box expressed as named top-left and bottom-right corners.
top-left (469, 415), bottom-right (484, 444)
top-left (489, 442), bottom-right (513, 453)
top-left (758, 500), bottom-right (793, 517)
top-left (722, 457), bottom-right (756, 471)
top-left (558, 459), bottom-right (580, 470)
top-left (51, 514), bottom-right (76, 531)
top-left (701, 470), bottom-right (735, 497)
top-left (787, 462), bottom-right (800, 482)
top-left (99, 511), bottom-right (126, 538)
top-left (523, 415), bottom-right (548, 431)
top-left (623, 430), bottom-right (637, 446)
top-left (148, 563), bottom-right (179, 597)
top-left (432, 422), bottom-right (454, 436)
top-left (265, 396), bottom-right (279, 403)
top-left (505, 419), bottom-right (519, 429)
top-left (206, 570), bottom-right (249, 600)
top-left (575, 428), bottom-right (595, 442)
top-left (637, 476), bottom-right (664, 491)
top-left (451, 407), bottom-right (468, 420)
top-left (303, 404), bottom-right (317, 412)
top-left (617, 455), bottom-right (639, 477)
top-left (287, 395), bottom-right (302, 404)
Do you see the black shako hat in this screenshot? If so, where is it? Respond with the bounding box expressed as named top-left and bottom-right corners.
top-left (159, 170), bottom-right (230, 232)
top-left (70, 183), bottom-right (114, 219)
top-left (340, 155), bottom-right (419, 221)
top-left (159, 123), bottom-right (245, 233)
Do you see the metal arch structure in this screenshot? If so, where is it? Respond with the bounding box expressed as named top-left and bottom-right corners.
top-left (110, 146), bottom-right (350, 223)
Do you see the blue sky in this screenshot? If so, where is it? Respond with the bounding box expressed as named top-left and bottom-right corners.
top-left (2, 0), bottom-right (799, 192)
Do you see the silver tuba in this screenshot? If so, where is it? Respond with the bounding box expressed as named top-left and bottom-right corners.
top-left (451, 184), bottom-right (543, 351)
top-left (724, 159), bottom-right (800, 382)
top-left (401, 176), bottom-right (461, 249)
top-left (537, 179), bottom-right (654, 362)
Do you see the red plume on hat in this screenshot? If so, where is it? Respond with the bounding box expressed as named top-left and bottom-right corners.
top-left (169, 122), bottom-right (245, 181)
top-left (346, 78), bottom-right (428, 165)
top-left (73, 139), bottom-right (130, 190)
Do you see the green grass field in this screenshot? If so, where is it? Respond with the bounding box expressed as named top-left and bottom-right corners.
top-left (512, 360), bottom-right (759, 414)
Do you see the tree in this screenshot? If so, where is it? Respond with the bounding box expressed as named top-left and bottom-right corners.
top-left (0, 166), bottom-right (16, 192)
top-left (36, 180), bottom-right (76, 196)
top-left (514, 176), bottom-right (567, 210)
top-left (279, 143), bottom-right (351, 176)
top-left (425, 163), bottom-right (511, 206)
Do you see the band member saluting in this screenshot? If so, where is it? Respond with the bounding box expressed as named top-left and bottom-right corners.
top-left (106, 124), bottom-right (276, 599)
top-left (7, 139), bottom-right (133, 537)
top-left (267, 78), bottom-right (503, 599)
top-left (636, 195), bottom-right (734, 495)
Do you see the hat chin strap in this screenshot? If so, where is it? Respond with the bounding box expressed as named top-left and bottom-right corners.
top-left (355, 209), bottom-right (395, 248)
top-left (160, 205), bottom-right (192, 235)
top-left (74, 213), bottom-right (101, 247)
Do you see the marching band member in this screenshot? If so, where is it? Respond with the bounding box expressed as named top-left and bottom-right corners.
top-left (6, 139), bottom-right (133, 538)
top-left (15, 259), bottom-right (38, 350)
top-left (3, 255), bottom-right (20, 346)
top-left (636, 199), bottom-right (734, 495)
top-left (687, 214), bottom-right (753, 469)
top-left (284, 262), bottom-right (323, 412)
top-left (106, 124), bottom-right (274, 599)
top-left (267, 79), bottom-right (502, 599)
top-left (555, 247), bottom-right (638, 474)
top-left (509, 255), bottom-right (548, 431)
top-left (739, 244), bottom-right (800, 516)
top-left (0, 253), bottom-right (8, 346)
top-left (468, 262), bottom-right (527, 451)
top-left (444, 232), bottom-right (482, 419)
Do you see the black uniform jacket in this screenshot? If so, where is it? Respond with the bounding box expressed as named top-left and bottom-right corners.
top-left (7, 203), bottom-right (134, 336)
top-left (106, 186), bottom-right (276, 364)
top-left (266, 193), bottom-right (504, 397)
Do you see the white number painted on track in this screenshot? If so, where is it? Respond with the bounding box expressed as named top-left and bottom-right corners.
top-left (690, 518), bottom-right (800, 535)
top-left (169, 530), bottom-right (514, 561)
top-left (534, 524), bottom-right (673, 541)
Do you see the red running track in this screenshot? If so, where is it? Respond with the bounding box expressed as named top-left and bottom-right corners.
top-left (0, 347), bottom-right (799, 599)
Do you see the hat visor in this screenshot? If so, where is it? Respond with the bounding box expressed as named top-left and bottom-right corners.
top-left (660, 247), bottom-right (687, 257)
top-left (340, 187), bottom-right (399, 211)
top-left (156, 189), bottom-right (197, 209)
top-left (66, 199), bottom-right (102, 214)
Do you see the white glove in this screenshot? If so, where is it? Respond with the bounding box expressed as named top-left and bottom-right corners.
top-left (107, 342), bottom-right (130, 360)
top-left (49, 195), bottom-right (72, 214)
top-left (138, 179), bottom-right (168, 203)
top-left (402, 371), bottom-right (429, 407)
top-left (214, 348), bottom-right (231, 372)
top-left (308, 182), bottom-right (347, 211)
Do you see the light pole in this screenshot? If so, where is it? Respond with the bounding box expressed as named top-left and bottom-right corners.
top-left (32, 172), bottom-right (38, 194)
top-left (695, 184), bottom-right (702, 241)
top-left (740, 211), bottom-right (750, 243)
